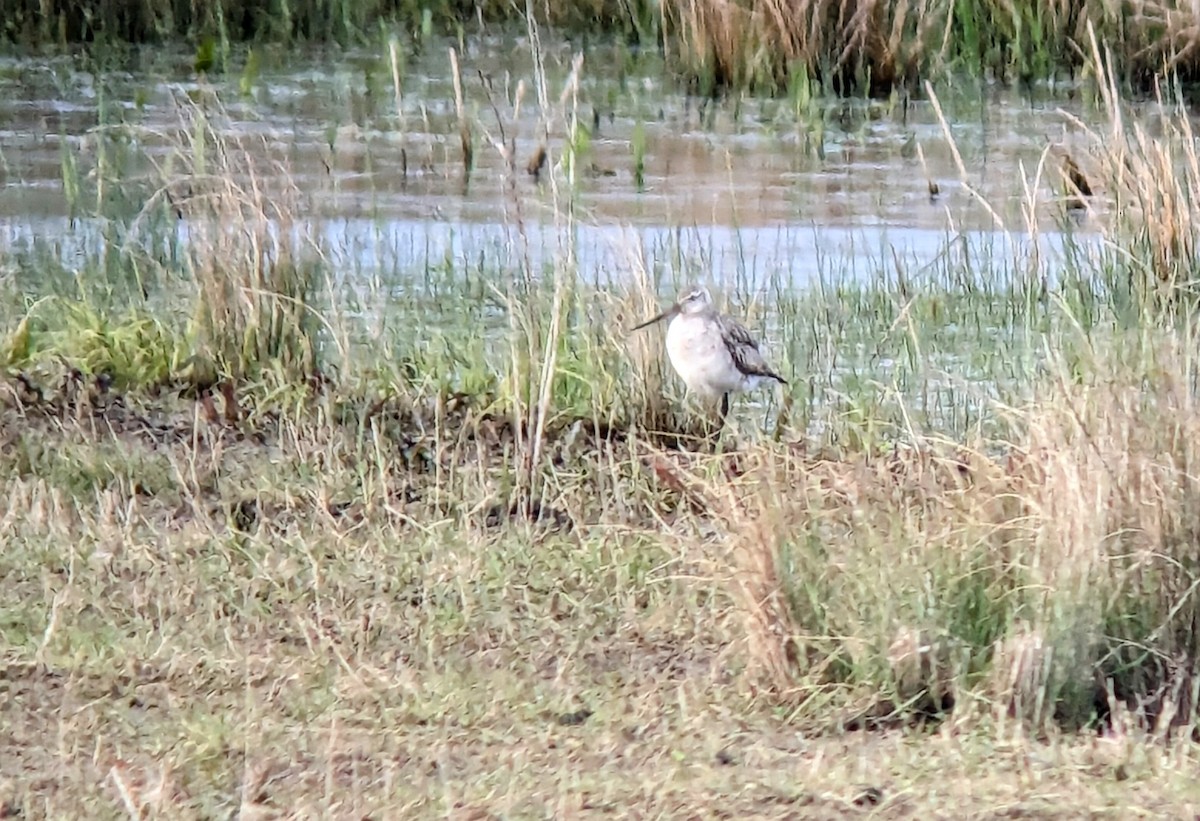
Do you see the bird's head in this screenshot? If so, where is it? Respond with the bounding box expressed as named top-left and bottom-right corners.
top-left (676, 285), bottom-right (713, 316)
top-left (628, 284), bottom-right (713, 333)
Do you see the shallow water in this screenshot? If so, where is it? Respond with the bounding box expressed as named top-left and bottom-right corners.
top-left (0, 34), bottom-right (1119, 292)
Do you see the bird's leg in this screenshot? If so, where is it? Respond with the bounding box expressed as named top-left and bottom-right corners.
top-left (702, 393), bottom-right (729, 453)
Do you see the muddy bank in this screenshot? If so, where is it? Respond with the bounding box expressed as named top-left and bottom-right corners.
top-left (0, 367), bottom-right (1017, 535)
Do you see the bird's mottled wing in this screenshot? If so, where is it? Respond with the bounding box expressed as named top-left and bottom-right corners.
top-left (718, 315), bottom-right (787, 384)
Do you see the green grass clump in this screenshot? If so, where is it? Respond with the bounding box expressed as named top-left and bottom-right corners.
top-left (2, 300), bottom-right (185, 388)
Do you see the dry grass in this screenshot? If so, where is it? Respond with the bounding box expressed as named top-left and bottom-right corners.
top-left (661, 0), bottom-right (1200, 93)
top-left (1083, 29), bottom-right (1200, 296)
top-left (665, 0), bottom-right (948, 92)
top-left (4, 360), bottom-right (1200, 817)
top-left (637, 332), bottom-right (1200, 739)
top-left (149, 92), bottom-right (324, 385)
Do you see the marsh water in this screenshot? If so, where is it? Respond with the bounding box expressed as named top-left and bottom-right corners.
top-left (0, 33), bottom-right (1126, 294)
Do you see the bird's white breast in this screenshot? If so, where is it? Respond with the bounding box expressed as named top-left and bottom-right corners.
top-left (665, 314), bottom-right (746, 398)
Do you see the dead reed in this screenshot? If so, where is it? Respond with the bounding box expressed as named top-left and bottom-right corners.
top-left (662, 0), bottom-right (1200, 94)
top-left (136, 91), bottom-right (327, 387)
top-left (1047, 24), bottom-right (1200, 308)
top-left (651, 332), bottom-right (1200, 732)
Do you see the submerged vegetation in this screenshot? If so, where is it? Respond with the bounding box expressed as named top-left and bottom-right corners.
top-left (13, 0), bottom-right (1200, 94)
top-left (8, 10), bottom-right (1200, 817)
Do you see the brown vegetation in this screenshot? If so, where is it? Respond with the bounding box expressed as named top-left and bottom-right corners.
top-left (14, 0), bottom-right (1200, 95)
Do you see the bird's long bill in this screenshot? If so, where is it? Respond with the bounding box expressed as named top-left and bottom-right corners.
top-left (628, 304), bottom-right (679, 333)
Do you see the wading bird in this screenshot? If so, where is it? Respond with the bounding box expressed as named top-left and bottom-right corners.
top-left (630, 285), bottom-right (787, 424)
